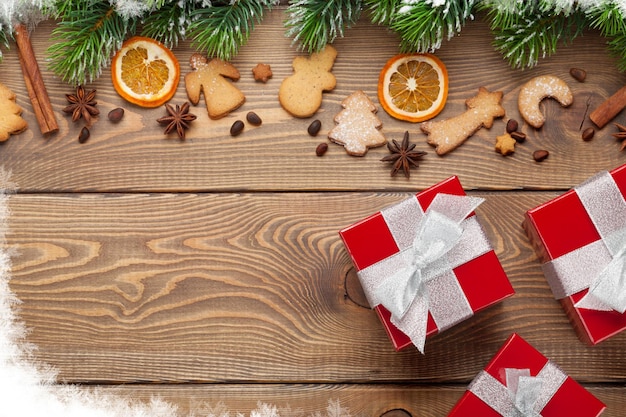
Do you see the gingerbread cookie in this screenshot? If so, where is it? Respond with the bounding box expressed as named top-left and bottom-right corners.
top-left (252, 63), bottom-right (272, 83)
top-left (279, 45), bottom-right (337, 118)
top-left (421, 87), bottom-right (505, 155)
top-left (185, 53), bottom-right (245, 119)
top-left (495, 133), bottom-right (516, 156)
top-left (0, 83), bottom-right (28, 141)
top-left (518, 75), bottom-right (573, 129)
top-left (328, 90), bottom-right (386, 156)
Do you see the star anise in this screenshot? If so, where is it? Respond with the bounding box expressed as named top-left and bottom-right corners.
top-left (157, 102), bottom-right (197, 140)
top-left (381, 131), bottom-right (427, 178)
top-left (612, 123), bottom-right (626, 151)
top-left (63, 85), bottom-right (99, 125)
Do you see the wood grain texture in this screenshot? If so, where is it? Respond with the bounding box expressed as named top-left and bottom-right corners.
top-left (0, 10), bottom-right (624, 192)
top-left (50, 384), bottom-right (626, 417)
top-left (7, 192), bottom-right (626, 385)
top-left (2, 5), bottom-right (625, 415)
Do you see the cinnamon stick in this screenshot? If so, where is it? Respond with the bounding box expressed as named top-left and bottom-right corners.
top-left (14, 24), bottom-right (58, 135)
top-left (589, 84), bottom-right (626, 129)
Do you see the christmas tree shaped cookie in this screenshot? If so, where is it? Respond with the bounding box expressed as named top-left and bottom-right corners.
top-left (0, 83), bottom-right (28, 141)
top-left (329, 90), bottom-right (387, 156)
top-left (185, 53), bottom-right (245, 119)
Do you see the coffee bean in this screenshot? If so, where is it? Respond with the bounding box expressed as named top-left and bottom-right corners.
top-left (308, 119), bottom-right (322, 136)
top-left (78, 126), bottom-right (90, 143)
top-left (230, 120), bottom-right (245, 136)
top-left (510, 131), bottom-right (526, 143)
top-left (108, 107), bottom-right (124, 122)
top-left (315, 142), bottom-right (328, 156)
top-left (246, 111), bottom-right (262, 126)
top-left (533, 149), bottom-right (549, 162)
top-left (582, 127), bottom-right (595, 141)
top-left (506, 119), bottom-right (519, 133)
top-left (569, 67), bottom-right (587, 82)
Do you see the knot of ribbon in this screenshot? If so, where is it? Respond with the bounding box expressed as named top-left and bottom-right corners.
top-left (575, 227), bottom-right (626, 313)
top-left (506, 369), bottom-right (545, 417)
top-left (468, 362), bottom-right (567, 417)
top-left (371, 193), bottom-right (484, 353)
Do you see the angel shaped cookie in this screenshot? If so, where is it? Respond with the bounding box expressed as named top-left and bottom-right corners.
top-left (185, 53), bottom-right (245, 119)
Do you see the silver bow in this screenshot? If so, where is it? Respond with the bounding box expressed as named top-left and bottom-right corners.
top-left (574, 172), bottom-right (626, 313)
top-left (506, 369), bottom-right (544, 417)
top-left (371, 194), bottom-right (484, 353)
top-left (469, 362), bottom-right (567, 417)
top-left (575, 227), bottom-right (626, 313)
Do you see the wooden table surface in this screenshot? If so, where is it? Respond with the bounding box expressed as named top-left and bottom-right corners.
top-left (2, 6), bottom-right (625, 416)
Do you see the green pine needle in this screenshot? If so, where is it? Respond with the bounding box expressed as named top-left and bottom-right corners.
top-left (285, 0), bottom-right (362, 53)
top-left (390, 0), bottom-right (475, 53)
top-left (47, 1), bottom-right (134, 85)
top-left (142, 1), bottom-right (198, 49)
top-left (189, 0), bottom-right (275, 61)
top-left (363, 0), bottom-right (399, 26)
top-left (587, 4), bottom-right (626, 72)
top-left (0, 29), bottom-right (8, 62)
top-left (483, 4), bottom-right (587, 69)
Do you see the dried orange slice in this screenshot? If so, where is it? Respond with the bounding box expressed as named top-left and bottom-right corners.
top-left (111, 36), bottom-right (180, 108)
top-left (378, 53), bottom-right (448, 123)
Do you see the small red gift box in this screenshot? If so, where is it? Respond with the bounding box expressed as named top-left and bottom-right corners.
top-left (339, 176), bottom-right (514, 351)
top-left (523, 164), bottom-right (626, 345)
top-left (447, 333), bottom-right (606, 416)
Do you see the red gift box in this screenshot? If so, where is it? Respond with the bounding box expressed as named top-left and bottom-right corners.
top-left (339, 176), bottom-right (514, 351)
top-left (523, 164), bottom-right (626, 345)
top-left (447, 333), bottom-right (606, 416)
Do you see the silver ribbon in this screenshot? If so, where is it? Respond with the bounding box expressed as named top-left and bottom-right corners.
top-left (357, 193), bottom-right (492, 353)
top-left (468, 363), bottom-right (567, 417)
top-left (542, 171), bottom-right (626, 313)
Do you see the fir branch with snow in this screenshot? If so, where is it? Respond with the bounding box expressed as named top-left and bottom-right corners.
top-left (479, 0), bottom-right (588, 69)
top-left (285, 0), bottom-right (363, 53)
top-left (45, 0), bottom-right (279, 86)
top-left (141, 0), bottom-right (198, 48)
top-left (390, 0), bottom-right (476, 53)
top-left (188, 0), bottom-right (279, 60)
top-left (46, 1), bottom-right (136, 85)
top-left (0, 0), bottom-right (54, 61)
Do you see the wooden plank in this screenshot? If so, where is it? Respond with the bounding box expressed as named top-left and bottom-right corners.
top-left (0, 10), bottom-right (624, 192)
top-left (7, 192), bottom-right (626, 384)
top-left (50, 384), bottom-right (626, 417)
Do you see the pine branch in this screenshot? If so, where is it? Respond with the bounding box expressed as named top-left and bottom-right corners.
top-left (141, 1), bottom-right (198, 48)
top-left (47, 1), bottom-right (134, 85)
top-left (189, 0), bottom-right (276, 60)
top-left (481, 2), bottom-right (587, 69)
top-left (587, 3), bottom-right (626, 72)
top-left (390, 0), bottom-right (476, 53)
top-left (285, 0), bottom-right (362, 53)
top-left (0, 30), bottom-right (8, 62)
top-left (363, 0), bottom-right (399, 26)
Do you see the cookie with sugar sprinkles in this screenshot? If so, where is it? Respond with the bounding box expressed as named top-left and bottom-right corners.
top-left (328, 90), bottom-right (387, 156)
top-left (421, 87), bottom-right (505, 155)
top-left (518, 74), bottom-right (573, 128)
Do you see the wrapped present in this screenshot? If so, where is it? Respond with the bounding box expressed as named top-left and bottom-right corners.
top-left (523, 164), bottom-right (626, 345)
top-left (339, 176), bottom-right (514, 352)
top-left (447, 333), bottom-right (606, 416)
